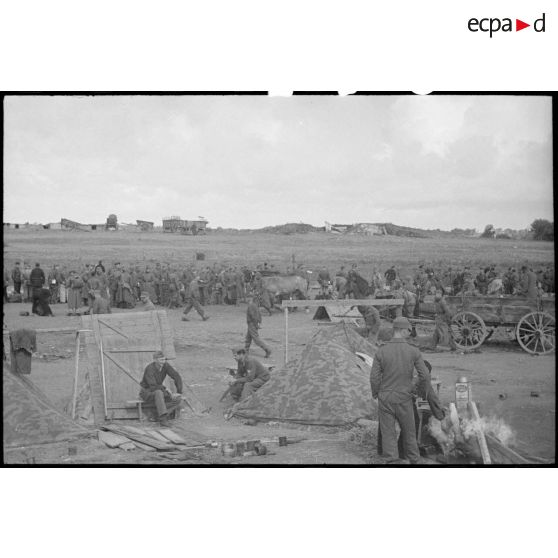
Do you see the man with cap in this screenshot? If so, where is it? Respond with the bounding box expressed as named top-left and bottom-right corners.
top-left (245, 293), bottom-right (271, 358)
top-left (138, 291), bottom-right (156, 311)
top-left (139, 351), bottom-right (184, 427)
top-left (429, 290), bottom-right (457, 351)
top-left (29, 262), bottom-right (46, 315)
top-left (11, 261), bottom-right (22, 295)
top-left (182, 274), bottom-right (210, 321)
top-left (356, 304), bottom-right (381, 345)
top-left (370, 316), bottom-right (431, 464)
top-left (228, 347), bottom-right (271, 402)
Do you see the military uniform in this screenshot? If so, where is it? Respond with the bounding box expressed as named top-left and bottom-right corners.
top-left (140, 359), bottom-right (183, 419)
top-left (245, 301), bottom-right (271, 357)
top-left (431, 297), bottom-right (457, 351)
top-left (230, 356), bottom-right (271, 401)
top-left (183, 278), bottom-right (208, 320)
top-left (370, 337), bottom-right (430, 463)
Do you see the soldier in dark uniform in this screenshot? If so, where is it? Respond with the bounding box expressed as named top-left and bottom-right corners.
top-left (229, 347), bottom-right (271, 401)
top-left (140, 351), bottom-right (183, 427)
top-left (356, 304), bottom-right (381, 345)
top-left (430, 291), bottom-right (457, 351)
top-left (245, 294), bottom-right (271, 358)
top-left (182, 275), bottom-right (209, 321)
top-left (370, 317), bottom-right (431, 464)
top-left (11, 262), bottom-right (22, 295)
top-left (29, 263), bottom-right (46, 315)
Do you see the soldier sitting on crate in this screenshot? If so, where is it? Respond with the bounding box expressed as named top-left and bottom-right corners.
top-left (139, 351), bottom-right (184, 427)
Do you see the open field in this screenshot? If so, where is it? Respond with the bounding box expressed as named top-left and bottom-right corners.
top-left (3, 229), bottom-right (555, 464)
top-left (3, 229), bottom-right (554, 275)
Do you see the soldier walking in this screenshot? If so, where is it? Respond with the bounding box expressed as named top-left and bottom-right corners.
top-left (245, 294), bottom-right (271, 358)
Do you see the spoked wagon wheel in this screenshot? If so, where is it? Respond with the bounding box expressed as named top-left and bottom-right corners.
top-left (450, 311), bottom-right (487, 350)
top-left (516, 312), bottom-right (555, 355)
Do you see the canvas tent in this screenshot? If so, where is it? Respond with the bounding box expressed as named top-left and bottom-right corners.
top-left (3, 365), bottom-right (88, 449)
top-left (232, 324), bottom-right (377, 426)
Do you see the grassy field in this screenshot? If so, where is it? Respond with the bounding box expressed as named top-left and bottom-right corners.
top-left (3, 229), bottom-right (554, 276)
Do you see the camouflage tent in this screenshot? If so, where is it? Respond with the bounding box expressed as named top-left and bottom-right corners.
top-left (233, 324), bottom-right (378, 427)
top-left (3, 365), bottom-right (88, 448)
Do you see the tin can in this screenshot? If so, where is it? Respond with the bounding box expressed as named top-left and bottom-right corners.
top-left (278, 436), bottom-right (288, 447)
top-left (235, 441), bottom-right (246, 455)
top-left (254, 443), bottom-right (267, 456)
top-left (221, 443), bottom-right (236, 457)
top-left (455, 376), bottom-right (471, 411)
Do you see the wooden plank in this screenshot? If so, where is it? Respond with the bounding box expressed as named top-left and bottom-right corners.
top-left (142, 429), bottom-right (172, 443)
top-left (132, 441), bottom-right (157, 452)
top-left (468, 401), bottom-right (492, 465)
top-left (281, 298), bottom-right (404, 308)
top-left (157, 428), bottom-right (188, 445)
top-left (102, 424), bottom-right (174, 451)
top-left (71, 331), bottom-right (81, 420)
top-left (98, 430), bottom-right (132, 448)
top-left (82, 321), bottom-right (106, 424)
top-left (485, 434), bottom-right (531, 464)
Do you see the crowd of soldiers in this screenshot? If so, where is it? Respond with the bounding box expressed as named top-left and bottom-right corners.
top-left (3, 260), bottom-right (260, 313)
top-left (3, 258), bottom-right (554, 317)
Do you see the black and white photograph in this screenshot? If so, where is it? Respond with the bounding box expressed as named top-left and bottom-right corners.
top-left (2, 93), bottom-right (555, 466)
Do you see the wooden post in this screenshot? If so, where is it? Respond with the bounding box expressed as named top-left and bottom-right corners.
top-left (71, 331), bottom-right (81, 419)
top-left (284, 306), bottom-right (289, 364)
top-left (99, 335), bottom-right (108, 420)
top-left (468, 401), bottom-right (492, 464)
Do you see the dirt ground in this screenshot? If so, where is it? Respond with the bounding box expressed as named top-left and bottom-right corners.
top-left (3, 299), bottom-right (555, 465)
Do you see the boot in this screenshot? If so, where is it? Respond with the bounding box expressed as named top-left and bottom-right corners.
top-left (160, 415), bottom-right (170, 427)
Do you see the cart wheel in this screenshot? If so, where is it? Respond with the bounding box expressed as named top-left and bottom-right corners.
top-left (516, 312), bottom-right (555, 355)
top-left (450, 311), bottom-right (487, 350)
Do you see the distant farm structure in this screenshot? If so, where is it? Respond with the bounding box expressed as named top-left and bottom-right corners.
top-left (162, 216), bottom-right (208, 235)
top-left (136, 219), bottom-right (154, 232)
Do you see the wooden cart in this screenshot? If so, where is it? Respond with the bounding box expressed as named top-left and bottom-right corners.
top-left (420, 295), bottom-right (555, 354)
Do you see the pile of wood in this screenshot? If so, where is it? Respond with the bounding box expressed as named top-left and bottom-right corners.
top-left (98, 425), bottom-right (211, 452)
top-left (434, 401), bottom-right (542, 465)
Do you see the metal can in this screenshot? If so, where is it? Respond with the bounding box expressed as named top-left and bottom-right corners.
top-left (278, 436), bottom-right (288, 447)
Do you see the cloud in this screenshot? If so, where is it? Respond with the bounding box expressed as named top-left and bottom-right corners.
top-left (3, 95), bottom-right (553, 230)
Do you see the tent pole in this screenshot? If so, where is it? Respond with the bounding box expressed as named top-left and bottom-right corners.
top-left (71, 331), bottom-right (81, 419)
top-left (284, 306), bottom-right (289, 364)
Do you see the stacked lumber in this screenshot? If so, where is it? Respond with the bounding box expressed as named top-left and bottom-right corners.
top-left (97, 425), bottom-right (207, 452)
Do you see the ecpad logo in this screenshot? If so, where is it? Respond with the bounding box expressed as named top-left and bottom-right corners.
top-left (468, 13), bottom-right (546, 37)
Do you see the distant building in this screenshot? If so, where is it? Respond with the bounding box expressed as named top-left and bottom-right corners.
top-left (324, 222), bottom-right (351, 233)
top-left (162, 216), bottom-right (208, 235)
top-left (61, 218), bottom-right (104, 231)
top-left (136, 219), bottom-right (154, 231)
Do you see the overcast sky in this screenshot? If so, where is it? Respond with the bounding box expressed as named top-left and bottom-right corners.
top-left (3, 95), bottom-right (553, 231)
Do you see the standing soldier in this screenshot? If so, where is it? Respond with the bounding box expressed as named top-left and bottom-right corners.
top-left (11, 261), bottom-right (22, 296)
top-left (23, 264), bottom-right (33, 302)
top-left (30, 262), bottom-right (46, 315)
top-left (182, 275), bottom-right (210, 321)
top-left (429, 291), bottom-right (457, 351)
top-left (235, 266), bottom-right (246, 304)
top-left (519, 266), bottom-right (538, 300)
top-left (245, 293), bottom-right (272, 358)
top-left (370, 316), bottom-right (431, 464)
top-left (356, 305), bottom-right (381, 346)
